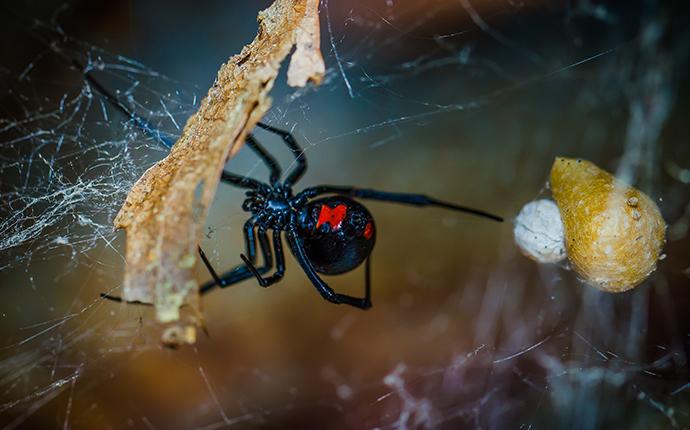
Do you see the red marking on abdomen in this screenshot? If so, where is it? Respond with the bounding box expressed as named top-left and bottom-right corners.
top-left (364, 222), bottom-right (373, 240)
top-left (316, 204), bottom-right (347, 230)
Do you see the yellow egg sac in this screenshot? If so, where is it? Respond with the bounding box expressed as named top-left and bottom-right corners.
top-left (550, 157), bottom-right (666, 292)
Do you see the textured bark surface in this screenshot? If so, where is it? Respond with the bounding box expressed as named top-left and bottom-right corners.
top-left (113, 0), bottom-right (323, 344)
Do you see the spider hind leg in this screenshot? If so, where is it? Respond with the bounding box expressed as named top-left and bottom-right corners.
top-left (241, 229), bottom-right (286, 287)
top-left (198, 221), bottom-right (273, 295)
top-left (288, 228), bottom-right (372, 310)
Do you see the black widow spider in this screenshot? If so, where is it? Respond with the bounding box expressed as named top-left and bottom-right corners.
top-left (85, 65), bottom-right (503, 310)
top-left (107, 122), bottom-right (503, 310)
top-left (193, 123), bottom-right (503, 309)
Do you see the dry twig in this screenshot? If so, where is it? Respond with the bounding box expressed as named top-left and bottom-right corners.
top-left (113, 0), bottom-right (324, 345)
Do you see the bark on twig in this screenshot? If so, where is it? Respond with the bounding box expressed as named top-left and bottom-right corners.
top-left (113, 0), bottom-right (324, 345)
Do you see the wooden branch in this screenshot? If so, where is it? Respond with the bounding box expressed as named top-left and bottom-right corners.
top-left (113, 0), bottom-right (324, 345)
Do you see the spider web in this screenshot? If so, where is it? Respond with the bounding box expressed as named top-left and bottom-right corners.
top-left (1, 1), bottom-right (690, 429)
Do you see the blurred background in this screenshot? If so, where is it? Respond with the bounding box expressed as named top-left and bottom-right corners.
top-left (1, 0), bottom-right (689, 428)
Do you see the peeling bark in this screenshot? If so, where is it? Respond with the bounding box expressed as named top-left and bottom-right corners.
top-left (113, 0), bottom-right (324, 344)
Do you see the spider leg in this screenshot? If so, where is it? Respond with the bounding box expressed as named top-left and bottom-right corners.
top-left (199, 222), bottom-right (273, 295)
top-left (199, 218), bottom-right (259, 287)
top-left (219, 134), bottom-right (283, 189)
top-left (100, 222), bottom-right (273, 304)
top-left (74, 57), bottom-right (266, 191)
top-left (99, 292), bottom-right (133, 303)
top-left (286, 228), bottom-right (372, 310)
top-left (255, 122), bottom-right (306, 186)
top-left (98, 243), bottom-right (231, 305)
top-left (218, 133), bottom-right (283, 189)
top-left (220, 170), bottom-right (264, 190)
top-left (364, 256), bottom-right (371, 305)
top-left (77, 59), bottom-right (176, 149)
top-left (245, 134), bottom-right (282, 185)
top-left (299, 186), bottom-right (503, 222)
top-left (241, 229), bottom-right (286, 287)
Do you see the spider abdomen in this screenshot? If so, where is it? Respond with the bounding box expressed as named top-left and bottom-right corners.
top-left (297, 196), bottom-right (376, 275)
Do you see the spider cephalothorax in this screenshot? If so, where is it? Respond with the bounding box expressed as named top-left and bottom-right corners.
top-left (242, 185), bottom-right (296, 229)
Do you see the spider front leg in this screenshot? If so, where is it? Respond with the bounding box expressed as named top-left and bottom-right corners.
top-left (286, 227), bottom-right (372, 310)
top-left (256, 122), bottom-right (306, 186)
top-left (241, 229), bottom-right (286, 287)
top-left (220, 134), bottom-right (281, 190)
top-left (298, 186), bottom-right (503, 222)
